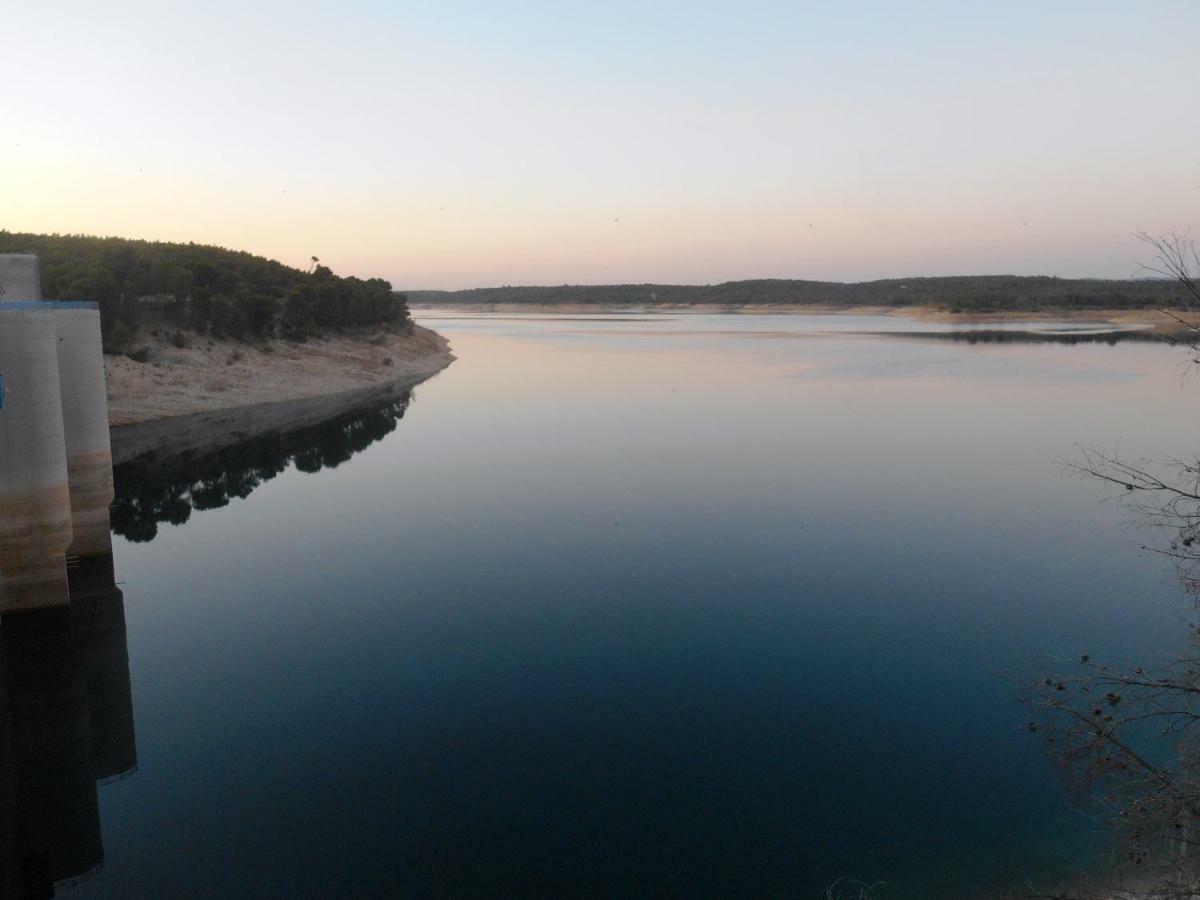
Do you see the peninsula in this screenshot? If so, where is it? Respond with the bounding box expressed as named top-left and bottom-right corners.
top-left (0, 232), bottom-right (454, 465)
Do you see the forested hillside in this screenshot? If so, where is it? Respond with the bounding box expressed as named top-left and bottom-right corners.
top-left (0, 231), bottom-right (409, 347)
top-left (409, 276), bottom-right (1187, 311)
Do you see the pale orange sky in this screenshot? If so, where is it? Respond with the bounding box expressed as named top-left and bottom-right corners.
top-left (3, 1), bottom-right (1198, 289)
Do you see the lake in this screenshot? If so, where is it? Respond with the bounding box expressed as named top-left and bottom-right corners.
top-left (65, 313), bottom-right (1200, 896)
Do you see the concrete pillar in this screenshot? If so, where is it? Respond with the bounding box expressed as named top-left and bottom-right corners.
top-left (55, 308), bottom-right (115, 559)
top-left (0, 254), bottom-right (42, 303)
top-left (0, 307), bottom-right (73, 613)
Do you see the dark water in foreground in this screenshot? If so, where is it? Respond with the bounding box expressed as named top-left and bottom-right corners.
top-left (61, 314), bottom-right (1200, 896)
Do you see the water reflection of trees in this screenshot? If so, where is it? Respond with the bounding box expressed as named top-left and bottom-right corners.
top-left (111, 391), bottom-right (412, 543)
top-left (877, 329), bottom-right (1164, 346)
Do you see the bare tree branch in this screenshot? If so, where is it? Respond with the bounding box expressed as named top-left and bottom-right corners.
top-left (1028, 231), bottom-right (1200, 893)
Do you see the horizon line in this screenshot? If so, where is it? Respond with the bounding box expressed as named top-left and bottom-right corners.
top-left (401, 272), bottom-right (1172, 293)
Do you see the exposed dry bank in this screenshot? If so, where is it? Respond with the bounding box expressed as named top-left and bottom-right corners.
top-left (415, 300), bottom-right (1177, 320)
top-left (106, 324), bottom-right (453, 465)
top-left (413, 302), bottom-right (1198, 333)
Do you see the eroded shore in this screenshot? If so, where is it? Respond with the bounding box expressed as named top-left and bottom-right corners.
top-left (108, 324), bottom-right (454, 465)
top-left (412, 302), bottom-right (1195, 332)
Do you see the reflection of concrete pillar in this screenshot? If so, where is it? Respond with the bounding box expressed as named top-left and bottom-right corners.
top-left (0, 254), bottom-right (42, 302)
top-left (70, 555), bottom-right (137, 781)
top-left (0, 642), bottom-right (18, 900)
top-left (0, 307), bottom-right (73, 613)
top-left (1, 610), bottom-right (104, 894)
top-left (56, 308), bottom-right (115, 560)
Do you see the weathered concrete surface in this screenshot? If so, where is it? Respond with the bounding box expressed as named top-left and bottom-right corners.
top-left (0, 309), bottom-right (73, 612)
top-left (55, 308), bottom-right (115, 559)
top-left (63, 452), bottom-right (116, 560)
top-left (0, 254), bottom-right (41, 302)
top-left (0, 254), bottom-right (116, 609)
top-left (0, 485), bottom-right (72, 612)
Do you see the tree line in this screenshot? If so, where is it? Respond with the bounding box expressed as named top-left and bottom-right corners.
top-left (409, 275), bottom-right (1189, 311)
top-left (0, 231), bottom-right (410, 348)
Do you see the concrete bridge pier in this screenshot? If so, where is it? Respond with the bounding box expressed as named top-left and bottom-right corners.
top-left (0, 254), bottom-right (41, 303)
top-left (1, 253), bottom-right (117, 612)
top-left (0, 307), bottom-right (74, 613)
top-left (55, 308), bottom-right (115, 560)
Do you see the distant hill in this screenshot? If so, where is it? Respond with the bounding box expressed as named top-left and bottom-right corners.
top-left (0, 231), bottom-right (409, 347)
top-left (408, 276), bottom-right (1188, 312)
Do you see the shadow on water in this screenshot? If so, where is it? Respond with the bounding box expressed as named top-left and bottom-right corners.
top-left (0, 555), bottom-right (136, 900)
top-left (111, 389), bottom-right (414, 543)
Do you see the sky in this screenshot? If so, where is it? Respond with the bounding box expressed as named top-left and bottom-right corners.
top-left (3, 1), bottom-right (1199, 289)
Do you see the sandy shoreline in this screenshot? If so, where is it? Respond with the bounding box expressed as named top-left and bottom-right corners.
top-left (107, 324), bottom-right (454, 465)
top-left (412, 302), bottom-right (1196, 331)
top-left (110, 377), bottom-right (437, 469)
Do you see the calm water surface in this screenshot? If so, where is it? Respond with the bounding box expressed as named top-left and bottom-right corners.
top-left (76, 313), bottom-right (1200, 897)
